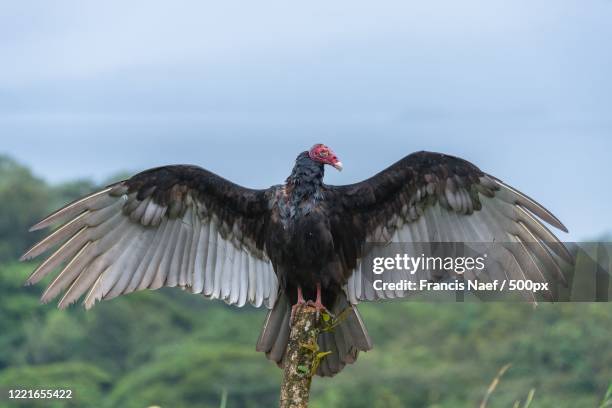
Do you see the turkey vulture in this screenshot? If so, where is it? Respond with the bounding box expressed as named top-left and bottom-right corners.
top-left (21, 144), bottom-right (572, 376)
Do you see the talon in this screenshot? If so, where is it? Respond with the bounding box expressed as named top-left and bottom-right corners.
top-left (309, 282), bottom-right (330, 316)
top-left (291, 284), bottom-right (333, 323)
top-left (290, 286), bottom-right (306, 324)
top-left (305, 299), bottom-right (330, 316)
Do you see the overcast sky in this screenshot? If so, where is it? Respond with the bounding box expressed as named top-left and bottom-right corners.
top-left (1, 1), bottom-right (611, 241)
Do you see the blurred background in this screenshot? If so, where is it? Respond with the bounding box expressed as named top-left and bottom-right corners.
top-left (0, 1), bottom-right (611, 406)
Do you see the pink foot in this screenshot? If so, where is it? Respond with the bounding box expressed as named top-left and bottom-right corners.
top-left (290, 283), bottom-right (333, 323)
top-left (290, 286), bottom-right (306, 323)
top-left (307, 283), bottom-right (332, 317)
top-left (305, 299), bottom-right (328, 314)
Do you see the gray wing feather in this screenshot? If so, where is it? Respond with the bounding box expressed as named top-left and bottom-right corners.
top-left (22, 180), bottom-right (277, 310)
top-left (346, 176), bottom-right (573, 304)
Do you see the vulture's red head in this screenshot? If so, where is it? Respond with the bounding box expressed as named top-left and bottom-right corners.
top-left (308, 144), bottom-right (343, 171)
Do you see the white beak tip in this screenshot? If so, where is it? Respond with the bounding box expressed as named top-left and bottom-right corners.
top-left (333, 161), bottom-right (343, 171)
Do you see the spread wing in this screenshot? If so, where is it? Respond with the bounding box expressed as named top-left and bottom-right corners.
top-left (21, 165), bottom-right (278, 309)
top-left (324, 151), bottom-right (574, 303)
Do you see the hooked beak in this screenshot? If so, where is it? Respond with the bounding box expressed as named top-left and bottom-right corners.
top-left (332, 161), bottom-right (343, 171)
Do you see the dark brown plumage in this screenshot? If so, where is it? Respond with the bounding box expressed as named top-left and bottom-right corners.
top-left (21, 145), bottom-right (571, 376)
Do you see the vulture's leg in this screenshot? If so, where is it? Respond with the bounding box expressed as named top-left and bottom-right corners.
top-left (307, 283), bottom-right (330, 315)
top-left (290, 286), bottom-right (306, 322)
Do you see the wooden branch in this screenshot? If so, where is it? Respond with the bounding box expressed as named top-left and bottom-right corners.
top-left (279, 304), bottom-right (323, 408)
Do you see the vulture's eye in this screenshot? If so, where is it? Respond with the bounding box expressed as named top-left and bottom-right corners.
top-left (319, 151), bottom-right (329, 158)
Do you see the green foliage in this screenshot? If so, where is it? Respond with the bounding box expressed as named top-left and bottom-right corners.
top-left (0, 155), bottom-right (610, 407)
top-left (600, 384), bottom-right (612, 408)
top-left (0, 155), bottom-right (50, 263)
top-left (309, 302), bottom-right (610, 407)
top-left (0, 362), bottom-right (111, 407)
top-left (106, 341), bottom-right (280, 408)
top-left (49, 180), bottom-right (97, 212)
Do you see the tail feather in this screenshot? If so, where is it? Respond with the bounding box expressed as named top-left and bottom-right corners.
top-left (256, 293), bottom-right (291, 365)
top-left (256, 292), bottom-right (372, 377)
top-left (316, 293), bottom-right (372, 377)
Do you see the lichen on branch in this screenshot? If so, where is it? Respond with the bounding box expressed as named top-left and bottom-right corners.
top-left (279, 305), bottom-right (325, 408)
